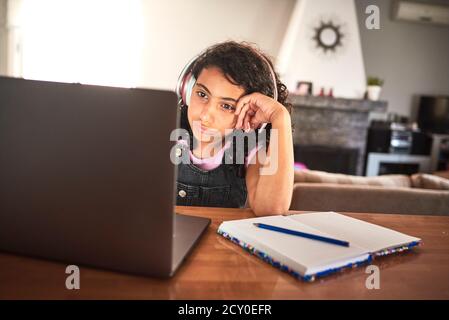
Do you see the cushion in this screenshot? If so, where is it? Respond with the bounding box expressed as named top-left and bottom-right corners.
top-left (433, 170), bottom-right (449, 180)
top-left (294, 169), bottom-right (411, 188)
top-left (411, 173), bottom-right (449, 190)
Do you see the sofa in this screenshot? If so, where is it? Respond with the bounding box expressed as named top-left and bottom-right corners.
top-left (290, 170), bottom-right (449, 216)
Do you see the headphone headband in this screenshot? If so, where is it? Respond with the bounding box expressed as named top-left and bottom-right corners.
top-left (251, 49), bottom-right (278, 102)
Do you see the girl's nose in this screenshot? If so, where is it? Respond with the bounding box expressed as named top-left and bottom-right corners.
top-left (200, 103), bottom-right (214, 123)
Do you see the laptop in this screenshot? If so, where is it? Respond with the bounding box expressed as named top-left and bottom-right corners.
top-left (0, 76), bottom-right (210, 277)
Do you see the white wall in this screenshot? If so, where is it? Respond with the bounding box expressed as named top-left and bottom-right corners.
top-left (2, 0), bottom-right (295, 90)
top-left (0, 0), bottom-right (7, 75)
top-left (356, 0), bottom-right (449, 120)
top-left (140, 0), bottom-right (295, 90)
top-left (278, 0), bottom-right (366, 98)
top-left (5, 0), bottom-right (22, 77)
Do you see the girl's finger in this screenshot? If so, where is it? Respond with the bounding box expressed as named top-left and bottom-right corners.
top-left (236, 104), bottom-right (248, 129)
top-left (235, 103), bottom-right (250, 129)
top-left (250, 116), bottom-right (262, 128)
top-left (235, 99), bottom-right (249, 116)
top-left (243, 113), bottom-right (252, 132)
top-left (247, 109), bottom-right (255, 117)
top-left (235, 93), bottom-right (257, 115)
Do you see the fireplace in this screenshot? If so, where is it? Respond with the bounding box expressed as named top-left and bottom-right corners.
top-left (288, 95), bottom-right (388, 175)
top-left (294, 145), bottom-right (359, 175)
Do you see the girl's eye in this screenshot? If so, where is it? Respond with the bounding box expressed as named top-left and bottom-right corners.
top-left (196, 91), bottom-right (207, 99)
top-left (221, 104), bottom-right (236, 112)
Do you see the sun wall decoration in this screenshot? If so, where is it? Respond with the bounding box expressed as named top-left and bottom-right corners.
top-left (312, 20), bottom-right (345, 54)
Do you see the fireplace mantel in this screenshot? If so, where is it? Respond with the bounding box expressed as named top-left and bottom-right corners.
top-left (287, 95), bottom-right (388, 113)
top-left (288, 95), bottom-right (388, 175)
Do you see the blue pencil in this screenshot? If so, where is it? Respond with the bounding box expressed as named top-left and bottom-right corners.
top-left (253, 223), bottom-right (350, 247)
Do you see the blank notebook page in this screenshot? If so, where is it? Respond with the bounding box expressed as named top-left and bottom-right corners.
top-left (219, 215), bottom-right (370, 276)
top-left (289, 212), bottom-right (421, 253)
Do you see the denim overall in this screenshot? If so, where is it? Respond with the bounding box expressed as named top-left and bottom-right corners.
top-left (174, 142), bottom-right (248, 208)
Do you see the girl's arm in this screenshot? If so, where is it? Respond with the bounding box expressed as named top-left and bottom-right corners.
top-left (234, 93), bottom-right (294, 216)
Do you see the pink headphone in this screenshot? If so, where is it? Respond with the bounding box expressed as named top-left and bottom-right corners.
top-left (175, 46), bottom-right (278, 131)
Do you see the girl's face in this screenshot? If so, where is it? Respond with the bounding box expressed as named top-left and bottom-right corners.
top-left (187, 66), bottom-right (245, 142)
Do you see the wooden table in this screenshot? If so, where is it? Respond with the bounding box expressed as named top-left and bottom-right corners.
top-left (1, 206), bottom-right (448, 299)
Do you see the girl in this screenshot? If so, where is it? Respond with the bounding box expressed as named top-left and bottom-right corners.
top-left (175, 41), bottom-right (293, 216)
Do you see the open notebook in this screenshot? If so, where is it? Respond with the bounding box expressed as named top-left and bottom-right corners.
top-left (217, 211), bottom-right (421, 281)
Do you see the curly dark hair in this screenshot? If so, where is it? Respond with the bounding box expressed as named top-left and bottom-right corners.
top-left (179, 40), bottom-right (292, 176)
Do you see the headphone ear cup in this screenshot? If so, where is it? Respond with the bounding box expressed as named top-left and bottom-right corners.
top-left (179, 73), bottom-right (188, 105)
top-left (176, 55), bottom-right (199, 106)
top-left (184, 74), bottom-right (196, 106)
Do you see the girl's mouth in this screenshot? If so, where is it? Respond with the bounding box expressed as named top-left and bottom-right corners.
top-left (200, 124), bottom-right (218, 135)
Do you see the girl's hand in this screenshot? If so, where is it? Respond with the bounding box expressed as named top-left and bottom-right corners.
top-left (234, 92), bottom-right (285, 131)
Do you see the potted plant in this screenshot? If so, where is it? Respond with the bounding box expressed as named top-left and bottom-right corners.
top-left (367, 76), bottom-right (384, 101)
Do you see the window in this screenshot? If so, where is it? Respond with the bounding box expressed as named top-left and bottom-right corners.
top-left (17, 0), bottom-right (143, 88)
